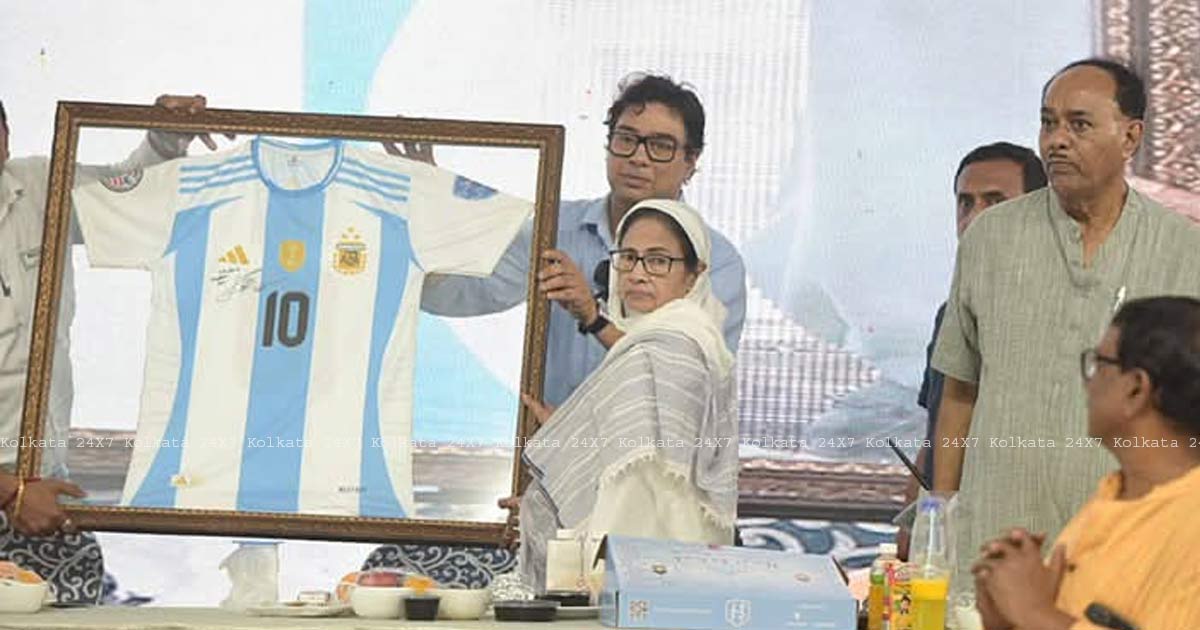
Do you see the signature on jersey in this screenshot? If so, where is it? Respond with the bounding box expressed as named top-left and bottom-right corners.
top-left (210, 266), bottom-right (264, 301)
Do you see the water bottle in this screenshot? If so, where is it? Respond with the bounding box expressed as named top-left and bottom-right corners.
top-left (909, 496), bottom-right (951, 630)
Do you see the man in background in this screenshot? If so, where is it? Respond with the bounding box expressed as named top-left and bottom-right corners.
top-left (899, 142), bottom-right (1045, 559)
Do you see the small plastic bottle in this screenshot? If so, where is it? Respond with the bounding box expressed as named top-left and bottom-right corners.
top-left (867, 543), bottom-right (899, 630)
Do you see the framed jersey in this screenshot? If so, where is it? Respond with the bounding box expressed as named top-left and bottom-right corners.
top-left (17, 102), bottom-right (563, 545)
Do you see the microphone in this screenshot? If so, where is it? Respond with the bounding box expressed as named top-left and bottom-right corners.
top-left (592, 260), bottom-right (610, 302)
top-left (1085, 603), bottom-right (1139, 630)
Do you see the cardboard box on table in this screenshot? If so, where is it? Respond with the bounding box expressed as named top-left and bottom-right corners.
top-left (599, 535), bottom-right (857, 630)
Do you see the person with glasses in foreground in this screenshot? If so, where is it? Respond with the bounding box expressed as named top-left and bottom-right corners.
top-left (972, 296), bottom-right (1200, 630)
top-left (516, 200), bottom-right (738, 592)
top-left (420, 73), bottom-right (746, 408)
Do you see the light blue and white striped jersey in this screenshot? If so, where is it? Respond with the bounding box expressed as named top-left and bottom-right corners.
top-left (73, 137), bottom-right (530, 517)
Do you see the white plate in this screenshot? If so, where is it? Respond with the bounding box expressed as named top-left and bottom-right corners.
top-left (246, 602), bottom-right (352, 617)
top-left (556, 605), bottom-right (600, 619)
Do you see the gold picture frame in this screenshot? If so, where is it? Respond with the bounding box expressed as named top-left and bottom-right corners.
top-left (17, 101), bottom-right (563, 544)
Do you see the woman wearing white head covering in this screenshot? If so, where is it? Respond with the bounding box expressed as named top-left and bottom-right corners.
top-left (517, 199), bottom-right (739, 592)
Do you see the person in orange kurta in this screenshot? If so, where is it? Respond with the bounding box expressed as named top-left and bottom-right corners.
top-left (972, 296), bottom-right (1200, 630)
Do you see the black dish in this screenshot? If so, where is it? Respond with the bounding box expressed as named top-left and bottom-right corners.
top-left (404, 594), bottom-right (441, 621)
top-left (493, 599), bottom-right (560, 622)
top-left (542, 591), bottom-right (591, 607)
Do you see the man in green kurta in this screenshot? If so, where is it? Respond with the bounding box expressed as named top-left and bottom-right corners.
top-left (931, 58), bottom-right (1200, 587)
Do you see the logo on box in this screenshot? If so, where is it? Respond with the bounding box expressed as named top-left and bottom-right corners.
top-left (725, 599), bottom-right (752, 628)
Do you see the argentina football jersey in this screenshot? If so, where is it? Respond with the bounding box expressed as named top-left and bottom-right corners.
top-left (73, 137), bottom-right (530, 517)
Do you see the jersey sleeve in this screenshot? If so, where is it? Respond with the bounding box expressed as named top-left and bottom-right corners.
top-left (72, 159), bottom-right (182, 269)
top-left (404, 161), bottom-right (534, 276)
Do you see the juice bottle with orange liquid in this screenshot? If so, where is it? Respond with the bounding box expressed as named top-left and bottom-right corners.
top-left (911, 571), bottom-right (949, 630)
top-left (909, 495), bottom-right (951, 630)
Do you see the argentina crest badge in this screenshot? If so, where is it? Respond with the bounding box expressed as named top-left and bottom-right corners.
top-left (333, 227), bottom-right (367, 275)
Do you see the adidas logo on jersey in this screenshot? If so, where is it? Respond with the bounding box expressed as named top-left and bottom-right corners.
top-left (218, 245), bottom-right (251, 267)
top-left (210, 244), bottom-right (262, 300)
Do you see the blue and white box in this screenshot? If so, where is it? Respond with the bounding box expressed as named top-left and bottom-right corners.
top-left (599, 536), bottom-right (856, 630)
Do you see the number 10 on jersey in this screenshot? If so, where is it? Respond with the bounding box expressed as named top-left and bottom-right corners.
top-left (261, 290), bottom-right (311, 348)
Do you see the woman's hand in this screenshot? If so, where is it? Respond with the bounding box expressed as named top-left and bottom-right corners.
top-left (521, 393), bottom-right (556, 429)
top-left (498, 495), bottom-right (521, 549)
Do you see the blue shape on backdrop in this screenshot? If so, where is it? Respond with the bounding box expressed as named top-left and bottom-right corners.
top-left (304, 0), bottom-right (518, 444)
top-left (412, 318), bottom-right (519, 444)
top-left (304, 0), bottom-right (418, 114)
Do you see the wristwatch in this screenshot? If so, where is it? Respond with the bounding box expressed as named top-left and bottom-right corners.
top-left (578, 312), bottom-right (609, 335)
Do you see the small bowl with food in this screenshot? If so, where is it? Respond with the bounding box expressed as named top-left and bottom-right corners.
top-left (0, 563), bottom-right (50, 614)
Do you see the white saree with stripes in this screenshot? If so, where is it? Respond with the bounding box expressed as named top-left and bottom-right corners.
top-left (518, 329), bottom-right (738, 591)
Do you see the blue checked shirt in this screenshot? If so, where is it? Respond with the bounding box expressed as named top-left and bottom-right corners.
top-left (420, 196), bottom-right (746, 406)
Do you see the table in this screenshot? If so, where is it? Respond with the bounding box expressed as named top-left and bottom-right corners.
top-left (0, 607), bottom-right (607, 630)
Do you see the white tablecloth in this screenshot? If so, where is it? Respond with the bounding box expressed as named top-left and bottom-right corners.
top-left (0, 607), bottom-right (607, 630)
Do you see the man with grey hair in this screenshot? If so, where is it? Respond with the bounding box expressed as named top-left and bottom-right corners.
top-left (932, 58), bottom-right (1200, 588)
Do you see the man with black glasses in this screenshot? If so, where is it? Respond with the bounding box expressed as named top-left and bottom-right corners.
top-left (421, 73), bottom-right (746, 407)
top-left (972, 296), bottom-right (1200, 630)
